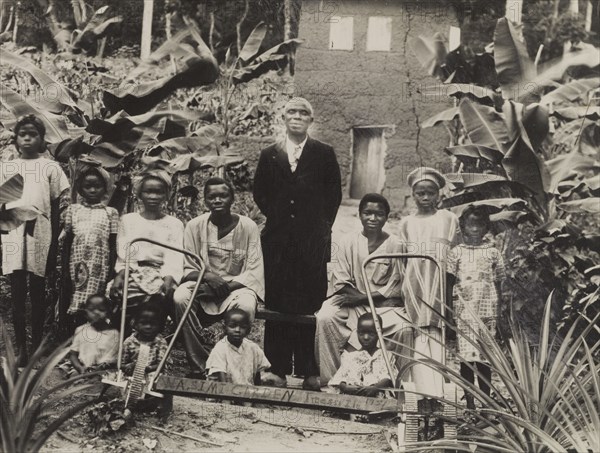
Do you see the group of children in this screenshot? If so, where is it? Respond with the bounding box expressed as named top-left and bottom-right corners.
top-left (1, 114), bottom-right (505, 412)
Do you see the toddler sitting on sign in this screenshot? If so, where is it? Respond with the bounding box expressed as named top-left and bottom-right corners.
top-left (328, 313), bottom-right (396, 397)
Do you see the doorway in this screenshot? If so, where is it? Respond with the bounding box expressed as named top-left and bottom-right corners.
top-left (349, 127), bottom-right (386, 199)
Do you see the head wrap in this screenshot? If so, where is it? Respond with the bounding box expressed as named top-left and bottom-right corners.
top-left (284, 97), bottom-right (314, 117)
top-left (14, 114), bottom-right (46, 140)
top-left (407, 167), bottom-right (446, 190)
top-left (133, 169), bottom-right (172, 198)
top-left (75, 156), bottom-right (112, 196)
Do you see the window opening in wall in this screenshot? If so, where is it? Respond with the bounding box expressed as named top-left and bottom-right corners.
top-left (329, 16), bottom-right (354, 50)
top-left (366, 16), bottom-right (392, 51)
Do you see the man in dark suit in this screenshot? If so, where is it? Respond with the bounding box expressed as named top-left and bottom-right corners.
top-left (253, 97), bottom-right (342, 387)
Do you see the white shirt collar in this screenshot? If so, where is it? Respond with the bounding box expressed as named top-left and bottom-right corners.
top-left (285, 135), bottom-right (308, 171)
top-left (285, 134), bottom-right (308, 156)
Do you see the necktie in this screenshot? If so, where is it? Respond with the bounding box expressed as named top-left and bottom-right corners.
top-left (292, 145), bottom-right (302, 172)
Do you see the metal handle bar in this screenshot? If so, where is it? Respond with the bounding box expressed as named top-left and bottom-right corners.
top-left (361, 253), bottom-right (445, 385)
top-left (116, 238), bottom-right (206, 389)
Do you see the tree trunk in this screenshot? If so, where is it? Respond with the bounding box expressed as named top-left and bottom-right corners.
top-left (284, 0), bottom-right (291, 40)
top-left (236, 0), bottom-right (249, 55)
top-left (568, 0), bottom-right (579, 15)
top-left (11, 1), bottom-right (18, 42)
top-left (141, 0), bottom-right (154, 59)
top-left (585, 0), bottom-right (592, 31)
top-left (505, 0), bottom-right (523, 24)
top-left (70, 0), bottom-right (81, 27)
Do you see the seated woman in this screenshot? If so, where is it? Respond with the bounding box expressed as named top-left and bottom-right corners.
top-left (315, 193), bottom-right (412, 386)
top-left (107, 169), bottom-right (183, 331)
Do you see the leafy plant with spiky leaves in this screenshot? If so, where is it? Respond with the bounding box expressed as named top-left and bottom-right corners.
top-left (388, 292), bottom-right (600, 452)
top-left (0, 324), bottom-right (103, 452)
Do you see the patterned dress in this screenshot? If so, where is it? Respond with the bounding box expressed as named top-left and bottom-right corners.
top-left (122, 333), bottom-right (169, 372)
top-left (328, 348), bottom-right (398, 395)
top-left (447, 241), bottom-right (506, 362)
top-left (65, 203), bottom-right (119, 313)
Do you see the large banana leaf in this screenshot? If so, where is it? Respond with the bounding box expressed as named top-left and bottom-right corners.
top-left (409, 33), bottom-right (448, 79)
top-left (0, 48), bottom-right (79, 114)
top-left (521, 103), bottom-right (550, 150)
top-left (535, 43), bottom-right (600, 84)
top-left (552, 107), bottom-right (600, 121)
top-left (0, 84), bottom-right (71, 143)
top-left (420, 84), bottom-right (496, 102)
top-left (540, 77), bottom-right (600, 106)
top-left (233, 39), bottom-right (303, 85)
top-left (103, 25), bottom-right (219, 115)
top-left (546, 152), bottom-right (599, 193)
top-left (238, 23), bottom-right (268, 63)
top-left (558, 198), bottom-right (600, 213)
top-left (503, 100), bottom-right (550, 151)
top-left (553, 119), bottom-right (600, 156)
top-left (446, 197), bottom-right (528, 218)
top-left (493, 18), bottom-right (535, 100)
top-left (458, 98), bottom-right (510, 153)
top-left (86, 110), bottom-right (196, 139)
top-left (422, 107), bottom-right (459, 128)
top-left (0, 206), bottom-right (42, 233)
top-left (0, 174), bottom-right (23, 204)
top-left (70, 6), bottom-right (122, 54)
top-left (147, 136), bottom-right (220, 159)
top-left (169, 153), bottom-right (244, 173)
top-left (0, 176), bottom-right (41, 233)
top-left (445, 144), bottom-right (504, 164)
top-left (502, 137), bottom-right (550, 202)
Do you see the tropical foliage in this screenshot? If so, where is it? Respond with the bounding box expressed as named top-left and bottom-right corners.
top-left (390, 292), bottom-right (600, 452)
top-left (0, 324), bottom-right (102, 452)
top-left (410, 17), bottom-right (599, 340)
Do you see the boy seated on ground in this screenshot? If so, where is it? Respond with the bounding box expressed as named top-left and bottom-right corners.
top-left (206, 308), bottom-right (281, 386)
top-left (59, 294), bottom-right (119, 378)
top-left (328, 313), bottom-right (396, 397)
top-left (121, 296), bottom-right (172, 417)
top-left (121, 296), bottom-right (169, 376)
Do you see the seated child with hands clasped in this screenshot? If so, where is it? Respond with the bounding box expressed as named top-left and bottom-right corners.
top-left (329, 313), bottom-right (396, 397)
top-left (121, 296), bottom-right (168, 376)
top-left (61, 294), bottom-right (119, 376)
top-left (206, 308), bottom-right (273, 385)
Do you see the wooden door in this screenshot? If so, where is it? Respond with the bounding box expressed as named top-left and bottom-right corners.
top-left (349, 127), bottom-right (385, 199)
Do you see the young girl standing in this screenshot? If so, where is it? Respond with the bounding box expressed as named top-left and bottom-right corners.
top-left (0, 115), bottom-right (70, 364)
top-left (447, 206), bottom-right (505, 409)
top-left (399, 167), bottom-right (459, 407)
top-left (64, 163), bottom-right (119, 327)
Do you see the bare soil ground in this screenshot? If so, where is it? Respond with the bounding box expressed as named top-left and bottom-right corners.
top-left (2, 201), bottom-right (404, 452)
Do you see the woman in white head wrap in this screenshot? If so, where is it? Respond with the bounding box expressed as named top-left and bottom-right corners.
top-left (107, 169), bottom-right (183, 332)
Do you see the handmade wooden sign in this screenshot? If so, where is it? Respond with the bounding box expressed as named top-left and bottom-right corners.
top-left (156, 376), bottom-right (400, 414)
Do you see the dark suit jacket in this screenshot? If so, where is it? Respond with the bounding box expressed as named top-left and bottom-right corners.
top-left (253, 136), bottom-right (342, 313)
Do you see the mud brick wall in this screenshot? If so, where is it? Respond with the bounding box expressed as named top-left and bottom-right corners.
top-left (294, 0), bottom-right (458, 213)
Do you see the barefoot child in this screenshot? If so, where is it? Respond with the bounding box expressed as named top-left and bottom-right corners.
top-left (64, 164), bottom-right (118, 329)
top-left (328, 313), bottom-right (395, 397)
top-left (399, 167), bottom-right (459, 407)
top-left (447, 206), bottom-right (505, 410)
top-left (0, 115), bottom-right (70, 365)
top-left (206, 308), bottom-right (271, 385)
top-left (60, 294), bottom-right (119, 377)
